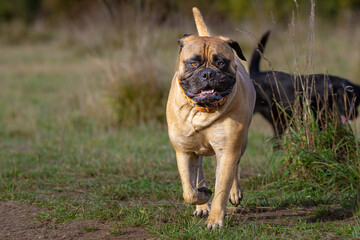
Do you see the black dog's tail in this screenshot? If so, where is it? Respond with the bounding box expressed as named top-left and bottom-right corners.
top-left (249, 30), bottom-right (271, 74)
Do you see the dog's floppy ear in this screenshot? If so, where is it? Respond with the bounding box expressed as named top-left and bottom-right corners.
top-left (177, 34), bottom-right (193, 51)
top-left (218, 36), bottom-right (246, 61)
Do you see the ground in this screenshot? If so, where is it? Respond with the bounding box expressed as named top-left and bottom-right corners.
top-left (0, 201), bottom-right (151, 240)
top-left (1, 200), bottom-right (358, 239)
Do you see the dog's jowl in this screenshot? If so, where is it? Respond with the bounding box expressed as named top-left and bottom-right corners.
top-left (166, 8), bottom-right (255, 229)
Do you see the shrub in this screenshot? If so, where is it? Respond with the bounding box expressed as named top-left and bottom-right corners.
top-left (91, 1), bottom-right (180, 126)
top-left (106, 67), bottom-right (169, 126)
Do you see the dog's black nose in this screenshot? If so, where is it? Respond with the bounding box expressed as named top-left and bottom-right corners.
top-left (200, 68), bottom-right (216, 81)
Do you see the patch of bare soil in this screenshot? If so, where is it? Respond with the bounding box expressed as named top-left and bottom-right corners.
top-left (0, 201), bottom-right (154, 240)
top-left (228, 206), bottom-right (314, 225)
top-left (228, 205), bottom-right (355, 225)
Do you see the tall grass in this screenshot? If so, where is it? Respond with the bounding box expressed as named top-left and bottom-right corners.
top-left (261, 1), bottom-right (360, 209)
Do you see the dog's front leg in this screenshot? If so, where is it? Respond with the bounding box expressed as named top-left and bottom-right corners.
top-left (206, 150), bottom-right (240, 229)
top-left (175, 151), bottom-right (212, 205)
top-left (229, 165), bottom-right (243, 206)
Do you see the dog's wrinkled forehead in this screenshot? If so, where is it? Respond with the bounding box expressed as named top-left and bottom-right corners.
top-left (179, 35), bottom-right (235, 61)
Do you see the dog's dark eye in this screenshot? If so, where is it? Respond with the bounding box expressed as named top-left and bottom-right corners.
top-left (216, 60), bottom-right (228, 68)
top-left (189, 61), bottom-right (199, 68)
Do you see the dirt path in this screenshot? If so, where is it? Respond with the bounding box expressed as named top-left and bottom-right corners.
top-left (0, 201), bottom-right (152, 240)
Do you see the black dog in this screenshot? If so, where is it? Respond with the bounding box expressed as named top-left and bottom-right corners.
top-left (250, 31), bottom-right (360, 137)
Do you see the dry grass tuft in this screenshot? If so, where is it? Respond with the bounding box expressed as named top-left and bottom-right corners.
top-left (73, 1), bottom-right (184, 126)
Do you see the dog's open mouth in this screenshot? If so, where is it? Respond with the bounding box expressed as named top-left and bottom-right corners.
top-left (190, 88), bottom-right (233, 104)
top-left (195, 89), bottom-right (216, 98)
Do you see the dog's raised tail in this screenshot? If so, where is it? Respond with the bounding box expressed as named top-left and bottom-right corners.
top-left (192, 7), bottom-right (210, 37)
top-left (249, 30), bottom-right (271, 74)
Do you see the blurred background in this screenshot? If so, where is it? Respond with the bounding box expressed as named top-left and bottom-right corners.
top-left (0, 0), bottom-right (359, 133)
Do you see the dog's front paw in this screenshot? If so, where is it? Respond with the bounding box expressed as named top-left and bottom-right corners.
top-left (196, 187), bottom-right (212, 205)
top-left (193, 203), bottom-right (210, 217)
top-left (183, 187), bottom-right (212, 205)
top-left (229, 187), bottom-right (243, 206)
top-left (197, 187), bottom-right (212, 196)
top-left (205, 218), bottom-right (224, 230)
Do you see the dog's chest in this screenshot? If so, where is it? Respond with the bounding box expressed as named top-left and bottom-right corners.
top-left (169, 120), bottom-right (235, 156)
top-left (169, 128), bottom-right (215, 156)
top-left (180, 104), bottom-right (226, 131)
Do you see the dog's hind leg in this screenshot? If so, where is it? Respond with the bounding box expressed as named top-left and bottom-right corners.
top-left (175, 152), bottom-right (212, 206)
top-left (193, 156), bottom-right (211, 217)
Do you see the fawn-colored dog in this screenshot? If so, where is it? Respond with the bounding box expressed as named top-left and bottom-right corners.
top-left (166, 8), bottom-right (255, 229)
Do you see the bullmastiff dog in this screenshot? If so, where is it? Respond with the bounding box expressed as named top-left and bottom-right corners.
top-left (166, 8), bottom-right (256, 229)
